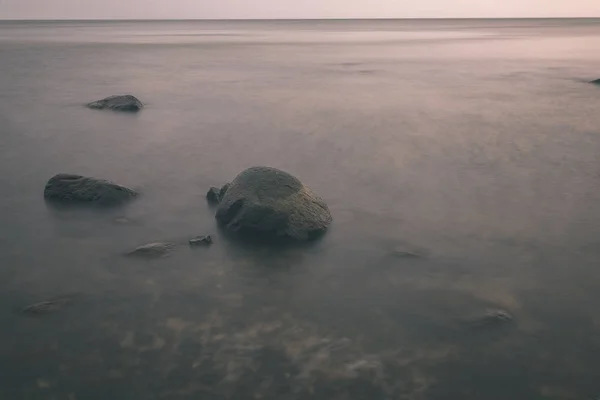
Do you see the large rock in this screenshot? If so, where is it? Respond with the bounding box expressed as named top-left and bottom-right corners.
top-left (86, 95), bottom-right (143, 112)
top-left (215, 167), bottom-right (332, 241)
top-left (44, 174), bottom-right (137, 205)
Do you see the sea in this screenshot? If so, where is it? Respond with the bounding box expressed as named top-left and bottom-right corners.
top-left (1, 18), bottom-right (600, 400)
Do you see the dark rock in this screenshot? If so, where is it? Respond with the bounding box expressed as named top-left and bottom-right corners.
top-left (86, 95), bottom-right (143, 112)
top-left (189, 235), bottom-right (213, 246)
top-left (590, 79), bottom-right (600, 85)
top-left (215, 166), bottom-right (332, 241)
top-left (44, 174), bottom-right (137, 206)
top-left (206, 187), bottom-right (221, 204)
top-left (219, 183), bottom-right (230, 199)
top-left (207, 183), bottom-right (230, 205)
top-left (126, 242), bottom-right (175, 258)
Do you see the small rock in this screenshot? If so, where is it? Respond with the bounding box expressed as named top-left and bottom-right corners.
top-left (44, 174), bottom-right (137, 206)
top-left (189, 235), bottom-right (213, 246)
top-left (207, 184), bottom-right (230, 204)
top-left (390, 249), bottom-right (422, 258)
top-left (484, 309), bottom-right (513, 321)
top-left (126, 242), bottom-right (175, 258)
top-left (206, 187), bottom-right (221, 204)
top-left (383, 243), bottom-right (427, 261)
top-left (86, 95), bottom-right (143, 112)
top-left (21, 297), bottom-right (71, 315)
top-left (465, 309), bottom-right (514, 329)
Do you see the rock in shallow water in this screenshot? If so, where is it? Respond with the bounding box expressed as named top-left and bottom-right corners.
top-left (44, 174), bottom-right (137, 206)
top-left (390, 248), bottom-right (423, 258)
top-left (189, 235), bottom-right (213, 246)
top-left (464, 309), bottom-right (514, 329)
top-left (86, 95), bottom-right (143, 112)
top-left (206, 187), bottom-right (221, 204)
top-left (21, 296), bottom-right (72, 315)
top-left (590, 79), bottom-right (600, 85)
top-left (215, 166), bottom-right (332, 241)
top-left (126, 242), bottom-right (175, 258)
top-left (207, 183), bottom-right (231, 204)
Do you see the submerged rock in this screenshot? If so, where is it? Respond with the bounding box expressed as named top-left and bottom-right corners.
top-left (86, 95), bottom-right (143, 112)
top-left (126, 242), bottom-right (175, 258)
top-left (464, 309), bottom-right (514, 329)
top-left (390, 248), bottom-right (422, 258)
top-left (189, 235), bottom-right (213, 246)
top-left (44, 174), bottom-right (137, 206)
top-left (215, 166), bottom-right (332, 241)
top-left (21, 297), bottom-right (71, 315)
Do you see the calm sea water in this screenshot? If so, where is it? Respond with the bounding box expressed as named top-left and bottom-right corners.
top-left (1, 19), bottom-right (600, 400)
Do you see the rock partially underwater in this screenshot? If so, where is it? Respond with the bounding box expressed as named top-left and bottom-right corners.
top-left (206, 183), bottom-right (230, 205)
top-left (86, 95), bottom-right (143, 112)
top-left (20, 296), bottom-right (74, 315)
top-left (44, 174), bottom-right (137, 206)
top-left (126, 242), bottom-right (176, 259)
top-left (463, 309), bottom-right (514, 329)
top-left (214, 167), bottom-right (332, 241)
top-left (189, 235), bottom-right (213, 246)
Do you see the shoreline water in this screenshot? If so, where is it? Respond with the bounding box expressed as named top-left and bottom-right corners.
top-left (0, 18), bottom-right (599, 399)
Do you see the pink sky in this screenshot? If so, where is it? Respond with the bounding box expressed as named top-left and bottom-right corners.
top-left (1, 0), bottom-right (599, 19)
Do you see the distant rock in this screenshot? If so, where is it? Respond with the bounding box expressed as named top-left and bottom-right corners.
top-left (86, 95), bottom-right (143, 112)
top-left (44, 174), bottom-right (137, 206)
top-left (126, 242), bottom-right (175, 259)
top-left (215, 166), bottom-right (332, 241)
top-left (591, 79), bottom-right (600, 85)
top-left (189, 235), bottom-right (213, 246)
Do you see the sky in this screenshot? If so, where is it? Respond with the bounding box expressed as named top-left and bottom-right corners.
top-left (1, 0), bottom-right (599, 20)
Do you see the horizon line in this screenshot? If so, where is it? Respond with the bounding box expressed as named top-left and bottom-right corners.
top-left (1, 16), bottom-right (600, 22)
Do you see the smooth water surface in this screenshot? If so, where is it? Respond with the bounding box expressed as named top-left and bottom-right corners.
top-left (1, 19), bottom-right (600, 400)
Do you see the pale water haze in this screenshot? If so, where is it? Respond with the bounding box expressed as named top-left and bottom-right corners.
top-left (1, 16), bottom-right (600, 400)
top-left (1, 0), bottom-right (600, 19)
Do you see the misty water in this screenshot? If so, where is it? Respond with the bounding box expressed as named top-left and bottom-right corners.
top-left (1, 19), bottom-right (600, 399)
